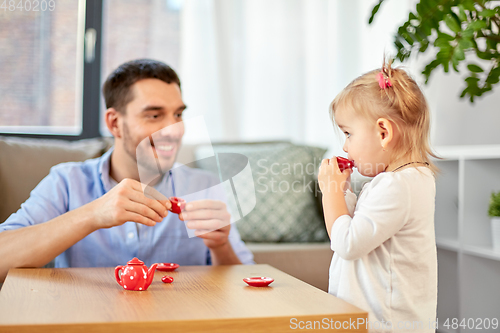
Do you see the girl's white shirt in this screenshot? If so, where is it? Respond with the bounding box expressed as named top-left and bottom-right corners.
top-left (329, 166), bottom-right (437, 333)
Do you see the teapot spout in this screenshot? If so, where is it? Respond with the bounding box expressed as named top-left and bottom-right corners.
top-left (145, 263), bottom-right (158, 289)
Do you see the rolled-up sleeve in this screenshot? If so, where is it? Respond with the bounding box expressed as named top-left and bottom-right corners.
top-left (0, 166), bottom-right (69, 232)
top-left (330, 174), bottom-right (410, 260)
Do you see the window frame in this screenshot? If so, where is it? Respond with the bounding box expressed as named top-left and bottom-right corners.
top-left (0, 0), bottom-right (103, 141)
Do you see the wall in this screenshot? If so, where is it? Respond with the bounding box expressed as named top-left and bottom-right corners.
top-left (178, 0), bottom-right (500, 154)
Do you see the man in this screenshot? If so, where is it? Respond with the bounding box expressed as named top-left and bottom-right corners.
top-left (0, 59), bottom-right (254, 282)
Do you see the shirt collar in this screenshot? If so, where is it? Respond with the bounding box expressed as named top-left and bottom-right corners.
top-left (98, 146), bottom-right (182, 195)
top-left (99, 146), bottom-right (115, 193)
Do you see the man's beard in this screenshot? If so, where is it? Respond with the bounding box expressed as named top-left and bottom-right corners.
top-left (122, 121), bottom-right (178, 180)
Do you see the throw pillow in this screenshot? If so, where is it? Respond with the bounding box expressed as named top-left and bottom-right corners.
top-left (195, 142), bottom-right (329, 242)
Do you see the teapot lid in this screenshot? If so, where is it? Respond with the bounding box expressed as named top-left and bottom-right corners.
top-left (127, 257), bottom-right (145, 265)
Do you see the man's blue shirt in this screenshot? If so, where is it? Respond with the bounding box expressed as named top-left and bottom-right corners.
top-left (0, 148), bottom-right (254, 267)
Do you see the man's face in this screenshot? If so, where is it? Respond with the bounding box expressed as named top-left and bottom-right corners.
top-left (119, 78), bottom-right (186, 176)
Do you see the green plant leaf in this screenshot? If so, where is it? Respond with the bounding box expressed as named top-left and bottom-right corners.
top-left (368, 0), bottom-right (384, 24)
top-left (462, 28), bottom-right (475, 39)
top-left (467, 20), bottom-right (487, 31)
top-left (436, 32), bottom-right (454, 41)
top-left (476, 49), bottom-right (495, 60)
top-left (482, 86), bottom-right (492, 94)
top-left (398, 27), bottom-right (415, 46)
top-left (422, 59), bottom-right (441, 82)
top-left (444, 13), bottom-right (462, 33)
top-left (368, 0), bottom-right (500, 104)
top-left (419, 41), bottom-right (430, 53)
top-left (436, 46), bottom-right (452, 61)
top-left (465, 76), bottom-right (480, 84)
top-left (486, 38), bottom-right (498, 52)
top-left (464, 76), bottom-right (481, 101)
top-left (408, 11), bottom-right (419, 25)
top-left (395, 38), bottom-right (405, 50)
top-left (453, 46), bottom-right (466, 61)
top-left (421, 19), bottom-right (434, 36)
top-left (460, 87), bottom-right (469, 98)
top-left (458, 37), bottom-right (474, 50)
top-left (462, 0), bottom-right (476, 12)
top-left (488, 191), bottom-right (500, 217)
top-left (457, 4), bottom-right (467, 21)
top-left (467, 64), bottom-right (484, 72)
top-left (415, 26), bottom-right (429, 41)
top-left (435, 38), bottom-right (451, 49)
top-left (486, 66), bottom-right (500, 84)
top-left (479, 9), bottom-right (496, 18)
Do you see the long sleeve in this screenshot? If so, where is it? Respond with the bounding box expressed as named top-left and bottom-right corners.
top-left (328, 167), bottom-right (436, 331)
top-left (330, 173), bottom-right (411, 260)
top-left (1, 166), bottom-right (69, 231)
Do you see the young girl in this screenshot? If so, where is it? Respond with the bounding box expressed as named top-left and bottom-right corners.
top-left (319, 60), bottom-right (438, 333)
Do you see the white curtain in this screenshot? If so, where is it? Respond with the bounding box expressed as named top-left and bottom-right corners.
top-left (178, 0), bottom-right (416, 155)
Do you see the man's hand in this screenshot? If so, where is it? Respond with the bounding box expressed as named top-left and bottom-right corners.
top-left (180, 199), bottom-right (241, 265)
top-left (180, 200), bottom-right (231, 250)
top-left (87, 178), bottom-right (171, 230)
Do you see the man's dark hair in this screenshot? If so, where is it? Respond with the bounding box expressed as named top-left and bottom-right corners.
top-left (102, 59), bottom-right (181, 114)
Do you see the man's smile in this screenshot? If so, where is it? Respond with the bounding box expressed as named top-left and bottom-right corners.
top-left (156, 145), bottom-right (174, 152)
top-left (149, 138), bottom-right (180, 158)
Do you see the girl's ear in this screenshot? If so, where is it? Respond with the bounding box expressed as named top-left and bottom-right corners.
top-left (376, 118), bottom-right (393, 150)
top-left (105, 108), bottom-right (122, 138)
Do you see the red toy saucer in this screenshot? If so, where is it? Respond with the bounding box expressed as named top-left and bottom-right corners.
top-left (156, 263), bottom-right (180, 272)
top-left (243, 277), bottom-right (274, 287)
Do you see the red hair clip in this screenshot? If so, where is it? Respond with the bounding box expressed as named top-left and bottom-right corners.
top-left (377, 72), bottom-right (392, 89)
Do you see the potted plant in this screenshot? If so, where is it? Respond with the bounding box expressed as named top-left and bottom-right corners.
top-left (369, 0), bottom-right (500, 103)
top-left (488, 191), bottom-right (500, 250)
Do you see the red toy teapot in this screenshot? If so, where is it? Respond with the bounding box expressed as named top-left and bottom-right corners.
top-left (115, 257), bottom-right (158, 291)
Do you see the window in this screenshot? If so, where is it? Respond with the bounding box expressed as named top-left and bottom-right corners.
top-left (0, 0), bottom-right (182, 139)
top-left (0, 0), bottom-right (84, 136)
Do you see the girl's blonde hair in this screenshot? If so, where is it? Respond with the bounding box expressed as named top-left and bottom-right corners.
top-left (330, 59), bottom-right (439, 174)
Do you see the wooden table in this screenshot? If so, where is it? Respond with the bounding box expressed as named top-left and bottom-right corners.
top-left (0, 264), bottom-right (367, 332)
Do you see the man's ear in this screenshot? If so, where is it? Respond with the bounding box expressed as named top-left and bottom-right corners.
top-left (105, 108), bottom-right (122, 138)
top-left (376, 118), bottom-right (393, 150)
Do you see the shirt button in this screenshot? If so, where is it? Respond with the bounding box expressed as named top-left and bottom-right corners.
top-left (128, 232), bottom-right (134, 239)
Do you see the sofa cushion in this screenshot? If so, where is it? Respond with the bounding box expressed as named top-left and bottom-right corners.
top-left (195, 142), bottom-right (328, 242)
top-left (0, 136), bottom-right (112, 223)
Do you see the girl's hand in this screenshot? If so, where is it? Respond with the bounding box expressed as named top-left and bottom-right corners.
top-left (318, 157), bottom-right (352, 196)
top-left (344, 173), bottom-right (352, 193)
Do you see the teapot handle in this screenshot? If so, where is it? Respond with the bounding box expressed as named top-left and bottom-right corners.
top-left (115, 266), bottom-right (124, 286)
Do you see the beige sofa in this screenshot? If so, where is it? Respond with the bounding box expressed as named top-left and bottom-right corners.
top-left (0, 136), bottom-right (333, 292)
